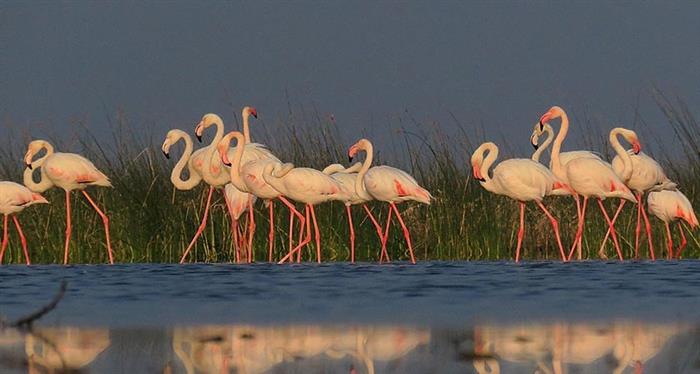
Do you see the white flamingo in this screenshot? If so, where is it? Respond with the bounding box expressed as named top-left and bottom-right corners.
top-left (350, 139), bottom-right (432, 264)
top-left (647, 189), bottom-right (698, 259)
top-left (0, 182), bottom-right (48, 264)
top-left (24, 140), bottom-right (114, 264)
top-left (471, 142), bottom-right (567, 262)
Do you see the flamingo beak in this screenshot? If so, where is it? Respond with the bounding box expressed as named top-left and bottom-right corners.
top-left (251, 108), bottom-right (258, 119)
top-left (530, 134), bottom-right (539, 150)
top-left (195, 122), bottom-right (204, 142)
top-left (538, 112), bottom-right (551, 126)
top-left (162, 150), bottom-right (170, 159)
top-left (632, 141), bottom-right (641, 155)
top-left (25, 162), bottom-right (32, 170)
top-left (472, 162), bottom-right (485, 182)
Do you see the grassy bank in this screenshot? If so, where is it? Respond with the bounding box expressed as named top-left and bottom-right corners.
top-left (0, 95), bottom-right (698, 264)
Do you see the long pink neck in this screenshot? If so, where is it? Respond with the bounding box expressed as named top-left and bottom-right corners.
top-left (550, 111), bottom-right (569, 179)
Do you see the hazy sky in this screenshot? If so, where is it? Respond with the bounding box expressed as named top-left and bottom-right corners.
top-left (1, 1), bottom-right (699, 153)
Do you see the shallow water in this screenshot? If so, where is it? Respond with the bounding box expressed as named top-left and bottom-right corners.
top-left (0, 261), bottom-right (699, 373)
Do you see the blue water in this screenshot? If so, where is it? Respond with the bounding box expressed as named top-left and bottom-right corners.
top-left (0, 261), bottom-right (699, 373)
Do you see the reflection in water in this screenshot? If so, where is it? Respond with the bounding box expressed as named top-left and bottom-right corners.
top-left (0, 322), bottom-right (695, 373)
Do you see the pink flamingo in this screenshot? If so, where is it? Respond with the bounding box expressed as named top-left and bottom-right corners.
top-left (471, 142), bottom-right (567, 262)
top-left (530, 122), bottom-right (601, 165)
top-left (217, 131), bottom-right (304, 263)
top-left (601, 144), bottom-right (677, 259)
top-left (647, 189), bottom-right (698, 259)
top-left (260, 161), bottom-right (350, 264)
top-left (0, 182), bottom-right (48, 264)
top-left (539, 107), bottom-right (637, 261)
top-left (24, 140), bottom-right (114, 264)
top-left (162, 129), bottom-right (254, 263)
top-left (321, 163), bottom-right (386, 263)
top-left (179, 111), bottom-right (274, 263)
top-left (349, 139), bottom-right (432, 264)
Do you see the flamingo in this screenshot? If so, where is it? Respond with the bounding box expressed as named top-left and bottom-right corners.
top-left (161, 128), bottom-right (254, 263)
top-left (538, 106), bottom-right (637, 261)
top-left (217, 131), bottom-right (304, 263)
top-left (321, 163), bottom-right (386, 263)
top-left (530, 122), bottom-right (601, 165)
top-left (471, 142), bottom-right (567, 262)
top-left (23, 140), bottom-right (114, 264)
top-left (260, 161), bottom-right (351, 264)
top-left (601, 143), bottom-right (677, 259)
top-left (647, 189), bottom-right (698, 259)
top-left (0, 182), bottom-right (48, 264)
top-left (349, 138), bottom-right (432, 264)
top-left (179, 111), bottom-right (274, 263)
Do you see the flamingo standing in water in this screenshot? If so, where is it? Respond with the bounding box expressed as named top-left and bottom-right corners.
top-left (261, 161), bottom-right (350, 264)
top-left (179, 111), bottom-right (274, 263)
top-left (471, 142), bottom-right (567, 262)
top-left (600, 144), bottom-right (677, 259)
top-left (217, 131), bottom-right (304, 262)
top-left (0, 182), bottom-right (48, 264)
top-left (23, 140), bottom-right (114, 264)
top-left (161, 128), bottom-right (254, 262)
top-left (321, 163), bottom-right (386, 263)
top-left (647, 189), bottom-right (698, 259)
top-left (538, 106), bottom-right (637, 261)
top-left (349, 139), bottom-right (432, 264)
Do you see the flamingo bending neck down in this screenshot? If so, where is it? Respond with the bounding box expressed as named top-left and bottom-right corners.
top-left (471, 142), bottom-right (567, 262)
top-left (322, 162), bottom-right (385, 263)
top-left (539, 106), bottom-right (636, 261)
top-left (349, 139), bottom-right (432, 264)
top-left (24, 140), bottom-right (114, 264)
top-left (261, 161), bottom-right (350, 264)
top-left (0, 182), bottom-right (48, 264)
top-left (647, 189), bottom-right (698, 259)
top-left (217, 131), bottom-right (303, 263)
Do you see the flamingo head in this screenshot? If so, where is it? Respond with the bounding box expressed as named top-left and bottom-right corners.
top-left (24, 140), bottom-right (47, 170)
top-left (617, 128), bottom-right (642, 154)
top-left (348, 138), bottom-right (370, 162)
top-left (243, 106), bottom-right (258, 119)
top-left (470, 151), bottom-right (485, 182)
top-left (538, 106), bottom-right (564, 126)
top-left (161, 130), bottom-right (180, 159)
top-left (195, 113), bottom-right (222, 143)
top-left (530, 123), bottom-right (542, 150)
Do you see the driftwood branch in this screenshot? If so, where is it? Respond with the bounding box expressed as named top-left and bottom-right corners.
top-left (10, 281), bottom-right (67, 329)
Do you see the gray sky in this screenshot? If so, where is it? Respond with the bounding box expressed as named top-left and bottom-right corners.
top-left (1, 1), bottom-right (699, 154)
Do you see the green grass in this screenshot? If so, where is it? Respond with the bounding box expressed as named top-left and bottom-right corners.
top-left (0, 95), bottom-right (698, 264)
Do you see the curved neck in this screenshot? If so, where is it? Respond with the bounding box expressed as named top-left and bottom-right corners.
top-left (262, 162), bottom-right (286, 194)
top-left (170, 131), bottom-right (201, 190)
top-left (550, 111), bottom-right (569, 177)
top-left (479, 143), bottom-right (498, 183)
top-left (531, 126), bottom-right (554, 162)
top-left (23, 142), bottom-right (55, 192)
top-left (229, 133), bottom-right (249, 192)
top-left (355, 142), bottom-right (374, 201)
top-left (242, 111), bottom-right (251, 143)
top-left (201, 117), bottom-right (226, 183)
top-left (609, 129), bottom-right (633, 182)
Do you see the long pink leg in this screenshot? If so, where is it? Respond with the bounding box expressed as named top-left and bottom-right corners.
top-left (363, 204), bottom-right (385, 242)
top-left (515, 202), bottom-right (526, 263)
top-left (64, 191), bottom-right (72, 265)
top-left (391, 202), bottom-right (417, 264)
top-left (568, 196), bottom-right (588, 261)
top-left (276, 196), bottom-right (305, 263)
top-left (598, 200), bottom-right (626, 259)
top-left (0, 215), bottom-right (8, 264)
top-left (635, 193), bottom-right (643, 258)
top-left (268, 200), bottom-right (274, 262)
top-left (379, 207), bottom-right (393, 263)
top-left (346, 205), bottom-right (356, 263)
top-left (598, 199), bottom-right (624, 261)
top-left (222, 191), bottom-right (239, 262)
top-left (246, 199), bottom-right (256, 263)
top-left (535, 200), bottom-right (566, 261)
top-left (232, 218), bottom-right (241, 263)
top-left (309, 204), bottom-right (321, 263)
top-left (180, 186), bottom-right (214, 264)
top-left (299, 204), bottom-right (311, 262)
top-left (676, 222), bottom-right (687, 259)
top-left (82, 191), bottom-right (114, 264)
top-left (12, 216), bottom-right (30, 265)
top-left (664, 222), bottom-right (673, 260)
top-left (639, 197), bottom-right (655, 260)
top-left (277, 204), bottom-right (311, 263)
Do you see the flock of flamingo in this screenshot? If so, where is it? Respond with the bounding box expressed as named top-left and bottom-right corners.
top-left (0, 105), bottom-right (696, 265)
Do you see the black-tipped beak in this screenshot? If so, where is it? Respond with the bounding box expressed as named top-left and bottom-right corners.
top-left (196, 133), bottom-right (202, 142)
top-left (223, 160), bottom-right (232, 167)
top-left (476, 177), bottom-right (486, 182)
top-left (162, 150), bottom-right (170, 159)
top-left (252, 113), bottom-right (258, 119)
top-left (25, 163), bottom-right (32, 170)
top-left (531, 143), bottom-right (539, 150)
top-left (538, 121), bottom-right (544, 131)
top-left (348, 156), bottom-right (353, 163)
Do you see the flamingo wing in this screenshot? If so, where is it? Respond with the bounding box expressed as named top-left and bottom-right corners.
top-left (493, 159), bottom-right (551, 201)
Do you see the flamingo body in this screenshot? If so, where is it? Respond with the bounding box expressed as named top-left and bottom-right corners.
top-left (40, 153), bottom-right (111, 191)
top-left (611, 151), bottom-right (676, 193)
top-left (647, 190), bottom-right (698, 227)
top-left (363, 166), bottom-right (432, 204)
top-left (565, 158), bottom-right (635, 201)
top-left (481, 159), bottom-right (558, 202)
top-left (0, 182), bottom-right (48, 215)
